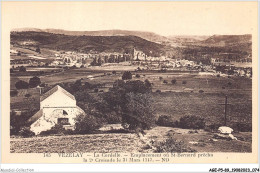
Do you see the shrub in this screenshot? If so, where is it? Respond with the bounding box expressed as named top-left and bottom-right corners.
top-left (15, 80), bottom-right (29, 89)
top-left (94, 88), bottom-right (99, 93)
top-left (163, 80), bottom-right (168, 84)
top-left (122, 71), bottom-right (132, 80)
top-left (182, 80), bottom-right (187, 85)
top-left (10, 90), bottom-right (18, 97)
top-left (159, 76), bottom-right (163, 80)
top-left (156, 89), bottom-right (161, 93)
top-left (135, 74), bottom-right (140, 78)
top-left (19, 127), bottom-right (35, 137)
top-left (231, 122), bottom-right (252, 132)
top-left (156, 115), bottom-right (176, 127)
top-left (199, 90), bottom-right (204, 93)
top-left (204, 123), bottom-right (222, 132)
top-left (112, 71), bottom-right (116, 74)
top-left (19, 66), bottom-right (26, 72)
top-left (40, 124), bottom-right (74, 136)
top-left (144, 79), bottom-right (152, 88)
top-left (178, 115), bottom-right (205, 129)
top-left (155, 134), bottom-right (196, 153)
top-left (171, 79), bottom-right (177, 84)
top-left (216, 74), bottom-right (220, 77)
top-left (25, 93), bottom-right (31, 98)
top-left (74, 114), bottom-right (103, 134)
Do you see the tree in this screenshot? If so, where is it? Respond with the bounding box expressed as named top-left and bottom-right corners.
top-left (29, 76), bottom-right (41, 88)
top-left (171, 79), bottom-right (177, 84)
top-left (36, 47), bottom-right (41, 53)
top-left (74, 113), bottom-right (103, 134)
top-left (15, 80), bottom-right (29, 89)
top-left (19, 66), bottom-right (26, 72)
top-left (10, 90), bottom-right (18, 97)
top-left (123, 92), bottom-right (156, 130)
top-left (122, 71), bottom-right (132, 80)
top-left (104, 80), bottom-right (154, 131)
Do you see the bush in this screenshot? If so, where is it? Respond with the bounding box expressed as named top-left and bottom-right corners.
top-left (178, 115), bottom-right (205, 129)
top-left (171, 79), bottom-right (177, 84)
top-left (155, 134), bottom-right (196, 153)
top-left (94, 88), bottom-right (99, 93)
top-left (19, 127), bottom-right (35, 137)
top-left (156, 115), bottom-right (176, 127)
top-left (122, 71), bottom-right (132, 80)
top-left (112, 71), bottom-right (116, 74)
top-left (39, 124), bottom-right (71, 136)
top-left (19, 66), bottom-right (26, 72)
top-left (10, 90), bottom-right (18, 97)
top-left (199, 90), bottom-right (204, 93)
top-left (25, 93), bottom-right (31, 98)
top-left (74, 114), bottom-right (103, 134)
top-left (156, 89), bottom-right (161, 93)
top-left (231, 122), bottom-right (252, 132)
top-left (15, 80), bottom-right (29, 89)
top-left (159, 76), bottom-right (163, 80)
top-left (163, 80), bottom-right (168, 84)
top-left (182, 81), bottom-right (187, 85)
top-left (135, 74), bottom-right (140, 78)
top-left (144, 79), bottom-right (152, 88)
top-left (204, 123), bottom-right (222, 132)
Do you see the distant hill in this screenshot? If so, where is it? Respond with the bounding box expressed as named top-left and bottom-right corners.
top-left (168, 35), bottom-right (210, 43)
top-left (12, 28), bottom-right (169, 44)
top-left (10, 31), bottom-right (167, 56)
top-left (201, 34), bottom-right (252, 46)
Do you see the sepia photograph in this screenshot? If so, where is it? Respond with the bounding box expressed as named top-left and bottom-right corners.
top-left (1, 1), bottom-right (258, 165)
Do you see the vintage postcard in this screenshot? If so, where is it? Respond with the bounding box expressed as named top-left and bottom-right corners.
top-left (1, 1), bottom-right (258, 165)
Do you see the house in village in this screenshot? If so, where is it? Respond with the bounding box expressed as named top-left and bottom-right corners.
top-left (28, 85), bottom-right (85, 135)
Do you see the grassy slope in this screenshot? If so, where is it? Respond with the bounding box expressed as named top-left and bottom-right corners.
top-left (10, 126), bottom-right (251, 153)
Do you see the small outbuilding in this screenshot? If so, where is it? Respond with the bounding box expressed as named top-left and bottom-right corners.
top-left (28, 85), bottom-right (85, 135)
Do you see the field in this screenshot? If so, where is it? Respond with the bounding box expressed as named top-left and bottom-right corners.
top-left (10, 64), bottom-right (252, 153)
top-left (10, 126), bottom-right (251, 153)
top-left (11, 66), bottom-right (252, 125)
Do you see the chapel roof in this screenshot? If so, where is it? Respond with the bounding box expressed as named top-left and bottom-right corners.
top-left (40, 85), bottom-right (76, 102)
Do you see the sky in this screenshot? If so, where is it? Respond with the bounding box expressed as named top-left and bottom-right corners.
top-left (2, 1), bottom-right (258, 36)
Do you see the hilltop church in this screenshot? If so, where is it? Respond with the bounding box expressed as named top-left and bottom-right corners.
top-left (28, 85), bottom-right (85, 135)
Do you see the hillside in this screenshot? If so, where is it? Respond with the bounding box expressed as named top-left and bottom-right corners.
top-left (11, 31), bottom-right (168, 56)
top-left (202, 34), bottom-right (251, 45)
top-left (12, 28), bottom-right (169, 44)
